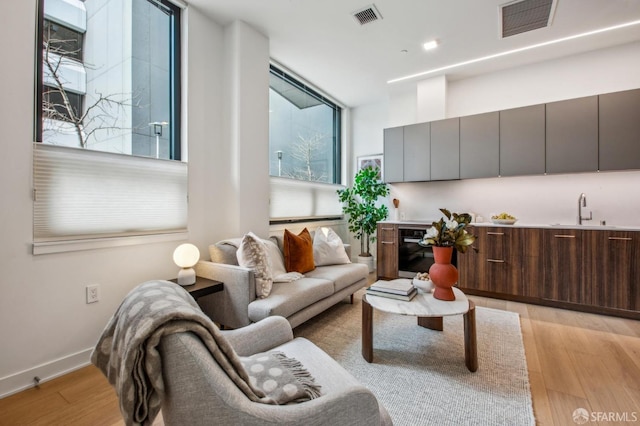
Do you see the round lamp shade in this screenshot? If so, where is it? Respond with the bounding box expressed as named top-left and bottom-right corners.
top-left (173, 243), bottom-right (200, 268)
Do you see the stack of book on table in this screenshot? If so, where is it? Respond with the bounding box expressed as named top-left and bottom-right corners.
top-left (366, 279), bottom-right (417, 301)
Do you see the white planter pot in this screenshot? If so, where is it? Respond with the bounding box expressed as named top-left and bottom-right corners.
top-left (357, 255), bottom-right (374, 273)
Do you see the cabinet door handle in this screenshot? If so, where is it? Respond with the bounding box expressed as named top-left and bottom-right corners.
top-left (554, 235), bottom-right (576, 238)
top-left (487, 232), bottom-right (504, 236)
top-left (486, 259), bottom-right (505, 263)
top-left (381, 241), bottom-right (395, 244)
top-left (381, 227), bottom-right (395, 231)
top-left (608, 237), bottom-right (632, 241)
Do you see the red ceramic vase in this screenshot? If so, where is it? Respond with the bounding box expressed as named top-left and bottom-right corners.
top-left (428, 246), bottom-right (458, 301)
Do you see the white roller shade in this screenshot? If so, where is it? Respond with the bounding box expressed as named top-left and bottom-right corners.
top-left (270, 176), bottom-right (344, 220)
top-left (33, 143), bottom-right (187, 245)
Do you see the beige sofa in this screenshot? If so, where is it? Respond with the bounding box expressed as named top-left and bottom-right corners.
top-left (195, 232), bottom-right (369, 329)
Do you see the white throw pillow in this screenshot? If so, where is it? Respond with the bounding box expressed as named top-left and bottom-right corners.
top-left (264, 238), bottom-right (304, 282)
top-left (237, 232), bottom-right (273, 299)
top-left (313, 227), bottom-right (351, 266)
top-left (263, 239), bottom-right (286, 277)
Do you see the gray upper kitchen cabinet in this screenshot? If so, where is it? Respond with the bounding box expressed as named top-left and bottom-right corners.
top-left (430, 118), bottom-right (460, 180)
top-left (403, 122), bottom-right (431, 182)
top-left (599, 88), bottom-right (640, 171)
top-left (383, 126), bottom-right (404, 183)
top-left (499, 104), bottom-right (545, 177)
top-left (545, 96), bottom-right (598, 174)
top-left (459, 112), bottom-right (499, 179)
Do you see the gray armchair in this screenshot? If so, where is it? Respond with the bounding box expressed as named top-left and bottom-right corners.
top-left (159, 316), bottom-right (393, 425)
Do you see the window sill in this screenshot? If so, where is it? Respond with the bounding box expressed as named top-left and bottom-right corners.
top-left (32, 232), bottom-right (189, 255)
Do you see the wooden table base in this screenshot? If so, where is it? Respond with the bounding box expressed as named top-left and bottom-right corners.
top-left (362, 297), bottom-right (478, 372)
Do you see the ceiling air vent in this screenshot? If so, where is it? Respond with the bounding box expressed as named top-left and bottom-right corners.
top-left (352, 4), bottom-right (382, 26)
top-left (500, 0), bottom-right (557, 38)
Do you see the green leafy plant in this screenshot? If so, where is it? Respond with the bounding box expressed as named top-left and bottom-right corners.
top-left (421, 208), bottom-right (477, 253)
top-left (337, 167), bottom-right (390, 257)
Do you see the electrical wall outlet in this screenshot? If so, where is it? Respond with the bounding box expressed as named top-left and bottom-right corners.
top-left (86, 284), bottom-right (99, 304)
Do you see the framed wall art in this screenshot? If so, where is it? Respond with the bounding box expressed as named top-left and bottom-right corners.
top-left (357, 154), bottom-right (383, 180)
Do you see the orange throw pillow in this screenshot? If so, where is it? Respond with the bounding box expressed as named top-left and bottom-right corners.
top-left (283, 228), bottom-right (315, 273)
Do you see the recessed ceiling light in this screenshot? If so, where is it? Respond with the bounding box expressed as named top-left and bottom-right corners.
top-left (422, 40), bottom-right (438, 51)
top-left (388, 18), bottom-right (640, 84)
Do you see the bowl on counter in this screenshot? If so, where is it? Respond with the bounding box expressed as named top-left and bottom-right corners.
top-left (491, 218), bottom-right (517, 225)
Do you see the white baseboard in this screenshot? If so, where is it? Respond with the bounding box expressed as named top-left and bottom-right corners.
top-left (0, 348), bottom-right (93, 399)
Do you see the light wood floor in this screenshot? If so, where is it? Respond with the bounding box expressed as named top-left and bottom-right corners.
top-left (1, 296), bottom-right (638, 426)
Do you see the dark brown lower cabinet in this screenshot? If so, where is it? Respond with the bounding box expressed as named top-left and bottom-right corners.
top-left (589, 231), bottom-right (639, 311)
top-left (376, 223), bottom-right (398, 280)
top-left (458, 226), bottom-right (522, 295)
top-left (541, 229), bottom-right (591, 305)
top-left (458, 226), bottom-right (486, 291)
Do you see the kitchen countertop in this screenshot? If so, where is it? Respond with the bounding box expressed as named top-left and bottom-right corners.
top-left (380, 220), bottom-right (640, 232)
top-left (471, 222), bottom-right (640, 231)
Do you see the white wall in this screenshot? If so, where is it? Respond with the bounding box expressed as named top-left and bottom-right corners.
top-left (417, 75), bottom-right (447, 122)
top-left (224, 21), bottom-right (270, 238)
top-left (447, 41), bottom-right (640, 117)
top-left (352, 41), bottom-right (640, 228)
top-left (0, 2), bottom-right (270, 397)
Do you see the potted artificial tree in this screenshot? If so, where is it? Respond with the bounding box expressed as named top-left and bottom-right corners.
top-left (337, 166), bottom-right (389, 272)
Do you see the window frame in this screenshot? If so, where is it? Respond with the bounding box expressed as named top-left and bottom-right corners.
top-left (268, 64), bottom-right (342, 185)
top-left (34, 0), bottom-right (182, 161)
top-left (268, 64), bottom-right (345, 223)
top-left (43, 18), bottom-right (84, 61)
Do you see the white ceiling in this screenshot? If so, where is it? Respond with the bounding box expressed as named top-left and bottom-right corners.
top-left (186, 0), bottom-right (640, 107)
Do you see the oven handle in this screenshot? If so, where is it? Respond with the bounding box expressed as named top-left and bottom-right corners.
top-left (403, 238), bottom-right (423, 243)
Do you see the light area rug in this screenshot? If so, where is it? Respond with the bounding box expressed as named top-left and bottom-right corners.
top-left (294, 291), bottom-right (535, 426)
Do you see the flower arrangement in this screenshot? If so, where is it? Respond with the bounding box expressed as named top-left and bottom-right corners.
top-left (420, 208), bottom-right (477, 253)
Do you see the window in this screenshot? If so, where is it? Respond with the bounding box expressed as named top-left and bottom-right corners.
top-left (36, 0), bottom-right (181, 159)
top-left (33, 0), bottom-right (185, 252)
top-left (269, 65), bottom-right (341, 184)
top-left (43, 19), bottom-right (84, 61)
top-left (43, 86), bottom-right (83, 122)
top-left (268, 65), bottom-right (344, 221)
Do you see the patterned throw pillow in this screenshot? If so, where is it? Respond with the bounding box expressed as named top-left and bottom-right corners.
top-left (237, 232), bottom-right (273, 298)
top-left (313, 227), bottom-right (351, 266)
top-left (283, 228), bottom-right (315, 273)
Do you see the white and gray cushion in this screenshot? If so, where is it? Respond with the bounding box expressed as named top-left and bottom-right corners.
top-left (248, 278), bottom-right (334, 322)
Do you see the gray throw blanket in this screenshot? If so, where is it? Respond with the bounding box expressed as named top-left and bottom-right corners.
top-left (91, 280), bottom-right (320, 426)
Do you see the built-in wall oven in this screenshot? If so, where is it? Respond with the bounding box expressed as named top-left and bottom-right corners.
top-left (398, 226), bottom-right (457, 278)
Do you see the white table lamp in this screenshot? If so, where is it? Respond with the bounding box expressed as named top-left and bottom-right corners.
top-left (173, 243), bottom-right (200, 286)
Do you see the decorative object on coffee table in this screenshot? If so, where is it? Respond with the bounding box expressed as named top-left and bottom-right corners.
top-left (412, 272), bottom-right (433, 292)
top-left (367, 279), bottom-right (417, 301)
top-left (173, 243), bottom-right (200, 285)
top-left (419, 208), bottom-right (476, 301)
top-left (429, 246), bottom-right (458, 301)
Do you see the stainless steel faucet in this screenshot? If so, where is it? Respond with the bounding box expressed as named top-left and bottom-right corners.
top-left (578, 193), bottom-right (592, 225)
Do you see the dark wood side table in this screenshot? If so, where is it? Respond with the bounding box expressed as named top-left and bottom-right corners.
top-left (169, 276), bottom-right (223, 300)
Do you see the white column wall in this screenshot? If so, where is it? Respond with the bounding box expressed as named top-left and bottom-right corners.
top-left (223, 21), bottom-right (270, 238)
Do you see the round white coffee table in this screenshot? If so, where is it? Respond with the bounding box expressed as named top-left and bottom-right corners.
top-left (362, 286), bottom-right (478, 372)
